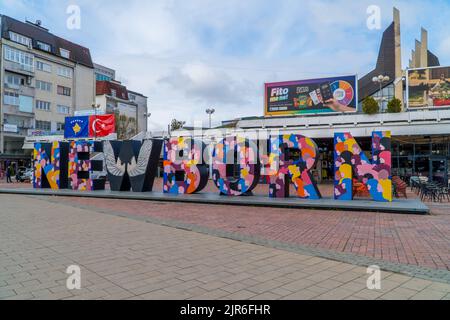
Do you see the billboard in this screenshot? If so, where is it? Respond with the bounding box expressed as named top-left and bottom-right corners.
top-left (264, 75), bottom-right (358, 116)
top-left (116, 102), bottom-right (137, 140)
top-left (407, 66), bottom-right (450, 109)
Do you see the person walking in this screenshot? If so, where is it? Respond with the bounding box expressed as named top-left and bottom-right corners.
top-left (6, 164), bottom-right (12, 183)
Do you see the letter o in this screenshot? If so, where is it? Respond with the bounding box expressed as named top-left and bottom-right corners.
top-left (212, 136), bottom-right (260, 196)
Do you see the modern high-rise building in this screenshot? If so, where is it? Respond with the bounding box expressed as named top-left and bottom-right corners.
top-left (0, 15), bottom-right (95, 169)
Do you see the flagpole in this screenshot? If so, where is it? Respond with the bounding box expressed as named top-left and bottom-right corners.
top-left (91, 103), bottom-right (100, 142)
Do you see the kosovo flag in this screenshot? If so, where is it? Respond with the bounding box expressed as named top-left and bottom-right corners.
top-left (64, 116), bottom-right (89, 139)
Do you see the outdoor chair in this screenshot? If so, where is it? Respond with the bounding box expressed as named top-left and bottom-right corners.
top-left (393, 176), bottom-right (408, 199)
top-left (352, 180), bottom-right (370, 198)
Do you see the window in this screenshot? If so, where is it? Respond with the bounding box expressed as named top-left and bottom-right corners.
top-left (4, 45), bottom-right (34, 72)
top-left (111, 89), bottom-right (117, 98)
top-left (36, 61), bottom-right (52, 73)
top-left (57, 105), bottom-right (70, 114)
top-left (35, 120), bottom-right (51, 131)
top-left (4, 91), bottom-right (19, 106)
top-left (56, 122), bottom-right (65, 131)
top-left (370, 83), bottom-right (395, 112)
top-left (36, 80), bottom-right (52, 92)
top-left (36, 100), bottom-right (51, 111)
top-left (9, 31), bottom-right (31, 47)
top-left (57, 66), bottom-right (72, 78)
top-left (19, 95), bottom-right (33, 113)
top-left (36, 41), bottom-right (51, 52)
top-left (129, 93), bottom-right (136, 101)
top-left (60, 48), bottom-right (70, 59)
top-left (5, 74), bottom-right (24, 88)
top-left (57, 85), bottom-right (71, 96)
top-left (96, 73), bottom-right (112, 82)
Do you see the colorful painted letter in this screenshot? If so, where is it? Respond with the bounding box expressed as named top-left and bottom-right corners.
top-left (268, 135), bottom-right (321, 199)
top-left (163, 137), bottom-right (208, 194)
top-left (212, 136), bottom-right (260, 196)
top-left (334, 131), bottom-right (392, 202)
top-left (104, 139), bottom-right (163, 192)
top-left (68, 141), bottom-right (105, 191)
top-left (33, 142), bottom-right (68, 189)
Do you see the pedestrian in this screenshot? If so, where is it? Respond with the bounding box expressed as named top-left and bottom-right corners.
top-left (6, 165), bottom-right (12, 183)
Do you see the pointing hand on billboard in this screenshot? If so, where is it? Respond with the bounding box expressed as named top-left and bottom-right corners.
top-left (324, 99), bottom-right (355, 112)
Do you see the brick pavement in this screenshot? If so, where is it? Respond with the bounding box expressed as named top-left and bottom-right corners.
top-left (0, 194), bottom-right (449, 300)
top-left (1, 179), bottom-right (449, 272)
top-left (36, 196), bottom-right (449, 273)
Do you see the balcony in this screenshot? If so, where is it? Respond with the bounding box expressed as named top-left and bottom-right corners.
top-left (2, 105), bottom-right (35, 118)
top-left (2, 127), bottom-right (29, 138)
top-left (4, 83), bottom-right (35, 97)
top-left (3, 60), bottom-right (34, 77)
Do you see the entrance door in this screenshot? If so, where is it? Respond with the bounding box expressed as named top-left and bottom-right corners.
top-left (430, 157), bottom-right (448, 186)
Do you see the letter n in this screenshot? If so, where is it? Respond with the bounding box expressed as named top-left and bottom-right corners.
top-left (334, 131), bottom-right (392, 202)
top-left (33, 142), bottom-right (68, 189)
top-left (268, 134), bottom-right (321, 199)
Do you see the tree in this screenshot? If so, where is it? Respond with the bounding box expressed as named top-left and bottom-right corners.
top-left (386, 98), bottom-right (402, 113)
top-left (362, 97), bottom-right (379, 115)
top-left (170, 119), bottom-right (186, 131)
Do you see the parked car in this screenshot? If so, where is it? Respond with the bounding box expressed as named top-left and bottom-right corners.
top-left (17, 167), bottom-right (33, 183)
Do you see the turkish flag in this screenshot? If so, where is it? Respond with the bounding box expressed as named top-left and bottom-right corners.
top-left (89, 114), bottom-right (115, 138)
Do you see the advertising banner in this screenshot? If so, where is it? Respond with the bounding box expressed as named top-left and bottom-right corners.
top-left (264, 75), bottom-right (358, 116)
top-left (407, 66), bottom-right (450, 109)
top-left (116, 102), bottom-right (137, 140)
top-left (3, 124), bottom-right (18, 133)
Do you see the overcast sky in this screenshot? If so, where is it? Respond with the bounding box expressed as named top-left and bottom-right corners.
top-left (2, 0), bottom-right (450, 130)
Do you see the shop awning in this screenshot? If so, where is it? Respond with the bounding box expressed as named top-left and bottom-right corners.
top-left (22, 142), bottom-right (35, 150)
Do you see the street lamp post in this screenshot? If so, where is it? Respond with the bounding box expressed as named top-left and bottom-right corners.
top-left (372, 75), bottom-right (390, 112)
top-left (143, 112), bottom-right (152, 137)
top-left (206, 108), bottom-right (215, 129)
top-left (144, 112), bottom-right (151, 131)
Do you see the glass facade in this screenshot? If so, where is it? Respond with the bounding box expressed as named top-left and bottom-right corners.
top-left (392, 137), bottom-right (450, 184)
top-left (370, 83), bottom-right (395, 112)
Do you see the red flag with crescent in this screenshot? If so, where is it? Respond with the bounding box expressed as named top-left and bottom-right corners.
top-left (89, 114), bottom-right (115, 138)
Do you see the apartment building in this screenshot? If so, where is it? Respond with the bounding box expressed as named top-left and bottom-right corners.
top-left (94, 63), bottom-right (149, 137)
top-left (0, 15), bottom-right (95, 168)
top-left (94, 63), bottom-right (115, 82)
top-left (95, 80), bottom-right (138, 140)
top-left (128, 90), bottom-right (148, 133)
